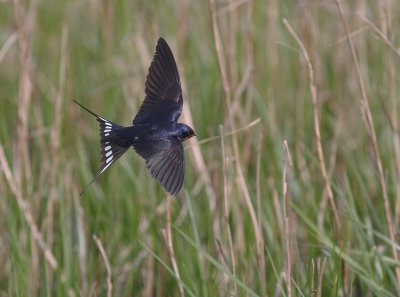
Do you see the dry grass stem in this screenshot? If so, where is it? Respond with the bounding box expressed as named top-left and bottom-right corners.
top-left (143, 236), bottom-right (154, 297)
top-left (361, 12), bottom-right (400, 227)
top-left (311, 258), bottom-right (315, 297)
top-left (189, 118), bottom-right (261, 147)
top-left (93, 235), bottom-right (113, 297)
top-left (232, 64), bottom-right (254, 116)
top-left (135, 33), bottom-right (152, 75)
top-left (180, 78), bottom-right (219, 236)
top-left (283, 140), bottom-right (292, 297)
top-left (335, 0), bottom-right (400, 283)
top-left (360, 15), bottom-right (400, 61)
top-left (46, 27), bottom-right (68, 283)
top-left (0, 32), bottom-right (18, 64)
top-left (162, 196), bottom-right (185, 297)
top-left (383, 7), bottom-right (400, 228)
top-left (220, 125), bottom-right (237, 295)
top-left (175, 30), bottom-right (218, 217)
top-left (0, 145), bottom-right (57, 269)
top-left (256, 129), bottom-right (266, 291)
top-left (283, 18), bottom-right (342, 235)
top-left (218, 0), bottom-right (250, 14)
top-left (75, 202), bottom-right (88, 294)
top-left (70, 171), bottom-right (88, 294)
top-left (14, 0), bottom-right (38, 193)
top-left (165, 36), bottom-right (218, 214)
top-left (318, 117), bottom-right (342, 230)
top-left (209, 0), bottom-right (264, 270)
top-left (214, 238), bottom-right (231, 295)
top-left (316, 257), bottom-right (327, 297)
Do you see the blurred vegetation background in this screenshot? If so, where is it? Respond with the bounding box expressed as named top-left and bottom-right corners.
top-left (1, 0), bottom-right (400, 296)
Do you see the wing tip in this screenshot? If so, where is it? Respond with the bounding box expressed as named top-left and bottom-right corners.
top-left (168, 185), bottom-right (182, 196)
top-left (157, 37), bottom-right (168, 46)
top-left (155, 37), bottom-right (175, 61)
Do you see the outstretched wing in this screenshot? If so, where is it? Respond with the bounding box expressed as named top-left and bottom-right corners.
top-left (133, 38), bottom-right (183, 125)
top-left (132, 137), bottom-right (184, 196)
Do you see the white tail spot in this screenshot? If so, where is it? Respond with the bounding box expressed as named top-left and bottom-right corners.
top-left (105, 133), bottom-right (109, 136)
top-left (106, 156), bottom-right (113, 163)
top-left (104, 129), bottom-right (111, 133)
top-left (105, 145), bottom-right (111, 151)
top-left (105, 151), bottom-right (112, 157)
top-left (105, 122), bottom-right (112, 127)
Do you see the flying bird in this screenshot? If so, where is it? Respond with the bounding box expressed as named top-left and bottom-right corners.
top-left (75, 37), bottom-right (196, 196)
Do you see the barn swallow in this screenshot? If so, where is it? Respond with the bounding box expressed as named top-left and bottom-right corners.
top-left (74, 37), bottom-right (195, 195)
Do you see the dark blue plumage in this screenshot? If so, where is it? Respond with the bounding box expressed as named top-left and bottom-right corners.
top-left (75, 38), bottom-right (195, 195)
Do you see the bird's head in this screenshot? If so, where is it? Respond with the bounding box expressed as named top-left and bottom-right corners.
top-left (177, 123), bottom-right (196, 141)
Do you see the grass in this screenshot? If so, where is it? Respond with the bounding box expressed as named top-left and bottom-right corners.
top-left (1, 0), bottom-right (400, 296)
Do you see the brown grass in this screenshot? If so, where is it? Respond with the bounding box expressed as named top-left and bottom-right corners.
top-left (335, 0), bottom-right (400, 283)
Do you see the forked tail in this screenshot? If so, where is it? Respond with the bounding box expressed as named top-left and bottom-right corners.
top-left (74, 100), bottom-right (129, 195)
